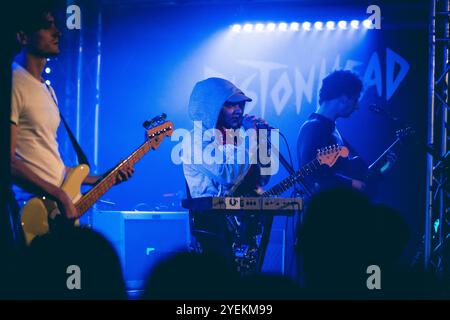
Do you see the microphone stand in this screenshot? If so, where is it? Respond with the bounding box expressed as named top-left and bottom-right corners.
top-left (370, 105), bottom-right (411, 130)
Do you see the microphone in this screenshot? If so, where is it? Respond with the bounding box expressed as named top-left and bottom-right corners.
top-left (243, 114), bottom-right (275, 130)
top-left (255, 121), bottom-right (275, 130)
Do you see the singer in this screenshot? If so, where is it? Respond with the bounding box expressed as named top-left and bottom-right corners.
top-left (183, 77), bottom-right (271, 272)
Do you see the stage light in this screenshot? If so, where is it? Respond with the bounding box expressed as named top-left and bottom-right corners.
top-left (350, 20), bottom-right (359, 29)
top-left (278, 22), bottom-right (288, 31)
top-left (255, 23), bottom-right (265, 32)
top-left (338, 20), bottom-right (348, 29)
top-left (266, 23), bottom-right (276, 32)
top-left (45, 67), bottom-right (51, 74)
top-left (325, 21), bottom-right (335, 30)
top-left (46, 58), bottom-right (50, 62)
top-left (45, 80), bottom-right (51, 86)
top-left (363, 19), bottom-right (372, 29)
top-left (231, 24), bottom-right (242, 32)
top-left (314, 21), bottom-right (324, 30)
top-left (302, 21), bottom-right (311, 31)
top-left (230, 19), bottom-right (367, 33)
top-left (243, 23), bottom-right (254, 32)
top-left (290, 22), bottom-right (300, 31)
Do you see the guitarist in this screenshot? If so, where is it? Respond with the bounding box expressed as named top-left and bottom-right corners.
top-left (297, 70), bottom-right (368, 195)
top-left (294, 70), bottom-right (402, 283)
top-left (10, 3), bottom-right (134, 229)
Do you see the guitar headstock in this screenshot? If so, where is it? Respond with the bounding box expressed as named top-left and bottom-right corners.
top-left (144, 114), bottom-right (174, 150)
top-left (317, 144), bottom-right (349, 167)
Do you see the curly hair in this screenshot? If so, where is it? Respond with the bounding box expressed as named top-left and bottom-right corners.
top-left (318, 70), bottom-right (363, 105)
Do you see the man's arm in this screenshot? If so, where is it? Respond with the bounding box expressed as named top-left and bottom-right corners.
top-left (11, 124), bottom-right (78, 218)
top-left (297, 122), bottom-right (354, 190)
top-left (78, 166), bottom-right (134, 186)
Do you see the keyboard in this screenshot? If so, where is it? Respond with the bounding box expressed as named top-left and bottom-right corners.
top-left (181, 197), bottom-right (303, 215)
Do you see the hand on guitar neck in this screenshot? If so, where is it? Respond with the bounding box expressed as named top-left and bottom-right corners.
top-left (344, 149), bottom-right (399, 194)
top-left (113, 166), bottom-right (135, 184)
top-left (83, 165), bottom-right (135, 186)
top-left (339, 127), bottom-right (411, 195)
top-left (98, 165), bottom-right (135, 185)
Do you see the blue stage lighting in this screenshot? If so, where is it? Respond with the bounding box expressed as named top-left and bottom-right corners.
top-left (338, 20), bottom-right (348, 29)
top-left (231, 24), bottom-right (242, 32)
top-left (243, 23), bottom-right (254, 32)
top-left (325, 21), bottom-right (335, 30)
top-left (363, 19), bottom-right (372, 29)
top-left (278, 22), bottom-right (288, 31)
top-left (230, 18), bottom-right (367, 34)
top-left (350, 20), bottom-right (359, 29)
top-left (266, 23), bottom-right (276, 32)
top-left (314, 21), bottom-right (324, 30)
top-left (302, 21), bottom-right (312, 31)
top-left (45, 67), bottom-right (51, 74)
top-left (255, 23), bottom-right (265, 32)
top-left (290, 22), bottom-right (300, 31)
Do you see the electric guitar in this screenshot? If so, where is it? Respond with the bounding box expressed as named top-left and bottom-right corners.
top-left (339, 127), bottom-right (415, 190)
top-left (20, 116), bottom-right (174, 246)
top-left (226, 144), bottom-right (349, 275)
top-left (262, 144), bottom-right (350, 197)
top-left (230, 144), bottom-right (350, 197)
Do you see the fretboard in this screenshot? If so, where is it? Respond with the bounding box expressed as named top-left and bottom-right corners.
top-left (75, 140), bottom-right (152, 217)
top-left (262, 158), bottom-right (321, 197)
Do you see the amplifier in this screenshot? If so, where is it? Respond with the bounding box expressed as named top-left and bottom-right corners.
top-left (92, 210), bottom-right (190, 290)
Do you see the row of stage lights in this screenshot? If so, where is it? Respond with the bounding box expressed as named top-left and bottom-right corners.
top-left (231, 20), bottom-right (373, 32)
top-left (44, 58), bottom-right (51, 86)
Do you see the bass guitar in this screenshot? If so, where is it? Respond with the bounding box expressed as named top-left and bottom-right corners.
top-left (20, 115), bottom-right (174, 246)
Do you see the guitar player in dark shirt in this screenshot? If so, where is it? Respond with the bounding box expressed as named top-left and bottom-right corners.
top-left (297, 70), bottom-right (401, 199)
top-left (296, 70), bottom-right (367, 196)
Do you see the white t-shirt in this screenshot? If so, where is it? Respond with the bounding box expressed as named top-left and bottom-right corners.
top-left (11, 62), bottom-right (65, 194)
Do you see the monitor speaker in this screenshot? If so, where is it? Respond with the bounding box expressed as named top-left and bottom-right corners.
top-left (92, 211), bottom-right (190, 290)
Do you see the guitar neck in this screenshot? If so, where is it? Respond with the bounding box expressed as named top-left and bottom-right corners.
top-left (368, 137), bottom-right (401, 174)
top-left (75, 140), bottom-right (152, 217)
top-left (262, 159), bottom-right (320, 197)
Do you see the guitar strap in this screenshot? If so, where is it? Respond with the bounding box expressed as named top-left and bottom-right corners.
top-left (45, 83), bottom-right (90, 166)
